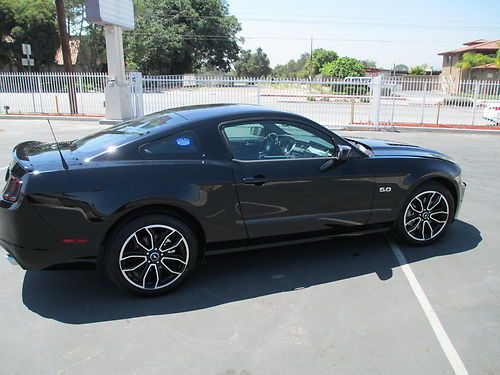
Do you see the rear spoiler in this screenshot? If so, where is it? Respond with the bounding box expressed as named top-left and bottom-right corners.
top-left (12, 141), bottom-right (44, 172)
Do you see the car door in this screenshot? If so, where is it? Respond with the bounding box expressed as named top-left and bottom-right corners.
top-left (221, 119), bottom-right (375, 239)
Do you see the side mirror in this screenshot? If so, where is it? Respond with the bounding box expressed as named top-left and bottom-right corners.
top-left (335, 145), bottom-right (352, 161)
top-left (319, 145), bottom-right (352, 172)
top-left (250, 126), bottom-right (263, 136)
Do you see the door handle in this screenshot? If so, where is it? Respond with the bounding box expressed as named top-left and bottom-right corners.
top-left (243, 176), bottom-right (269, 186)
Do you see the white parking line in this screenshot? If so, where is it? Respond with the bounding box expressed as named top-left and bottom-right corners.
top-left (389, 240), bottom-right (469, 375)
top-left (0, 166), bottom-right (7, 171)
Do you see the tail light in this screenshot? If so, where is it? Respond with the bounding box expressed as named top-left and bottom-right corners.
top-left (2, 175), bottom-right (23, 202)
top-left (493, 107), bottom-right (500, 111)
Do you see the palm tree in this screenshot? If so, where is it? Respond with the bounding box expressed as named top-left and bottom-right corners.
top-left (456, 52), bottom-right (496, 79)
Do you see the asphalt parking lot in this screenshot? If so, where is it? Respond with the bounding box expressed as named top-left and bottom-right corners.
top-left (0, 118), bottom-right (499, 374)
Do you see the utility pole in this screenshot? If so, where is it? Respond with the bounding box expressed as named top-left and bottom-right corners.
top-left (310, 36), bottom-right (314, 79)
top-left (55, 0), bottom-right (78, 114)
top-left (309, 36), bottom-right (313, 93)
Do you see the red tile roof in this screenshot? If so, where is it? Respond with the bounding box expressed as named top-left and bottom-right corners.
top-left (463, 39), bottom-right (488, 46)
top-left (438, 39), bottom-right (500, 55)
top-left (54, 40), bottom-right (80, 65)
top-left (470, 63), bottom-right (499, 70)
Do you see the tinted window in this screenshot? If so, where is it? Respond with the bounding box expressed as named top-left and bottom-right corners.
top-left (222, 121), bottom-right (335, 161)
top-left (140, 131), bottom-right (203, 160)
top-left (70, 112), bottom-right (185, 157)
top-left (223, 123), bottom-right (264, 139)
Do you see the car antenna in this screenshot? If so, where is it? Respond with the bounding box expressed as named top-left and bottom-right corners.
top-left (47, 119), bottom-right (69, 170)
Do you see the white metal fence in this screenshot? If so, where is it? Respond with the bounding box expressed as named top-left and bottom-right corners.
top-left (1, 72), bottom-right (499, 127)
top-left (0, 72), bottom-right (108, 116)
top-left (140, 75), bottom-right (500, 127)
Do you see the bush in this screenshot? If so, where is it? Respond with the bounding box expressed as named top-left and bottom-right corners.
top-left (320, 57), bottom-right (366, 78)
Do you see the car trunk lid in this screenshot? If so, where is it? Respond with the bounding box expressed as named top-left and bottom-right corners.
top-left (12, 141), bottom-right (76, 173)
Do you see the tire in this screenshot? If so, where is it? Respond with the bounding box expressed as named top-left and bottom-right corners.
top-left (395, 182), bottom-right (455, 246)
top-left (105, 214), bottom-right (199, 296)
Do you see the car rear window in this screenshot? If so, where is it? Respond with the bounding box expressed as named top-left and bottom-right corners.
top-left (70, 112), bottom-right (185, 157)
top-left (139, 131), bottom-right (203, 160)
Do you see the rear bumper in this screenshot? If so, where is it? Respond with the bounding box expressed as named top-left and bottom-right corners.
top-left (0, 199), bottom-right (100, 270)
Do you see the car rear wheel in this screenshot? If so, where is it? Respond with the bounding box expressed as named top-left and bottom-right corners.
top-left (395, 182), bottom-right (455, 246)
top-left (105, 214), bottom-right (199, 296)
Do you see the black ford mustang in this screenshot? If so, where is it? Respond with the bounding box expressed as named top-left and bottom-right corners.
top-left (0, 104), bottom-right (465, 296)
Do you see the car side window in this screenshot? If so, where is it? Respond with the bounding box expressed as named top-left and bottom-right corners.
top-left (139, 130), bottom-right (203, 160)
top-left (222, 121), bottom-right (335, 161)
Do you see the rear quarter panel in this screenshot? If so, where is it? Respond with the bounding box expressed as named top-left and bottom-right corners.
top-left (27, 160), bottom-right (246, 248)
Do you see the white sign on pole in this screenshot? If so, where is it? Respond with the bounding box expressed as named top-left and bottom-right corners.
top-left (86, 0), bottom-right (135, 30)
top-left (21, 58), bottom-right (35, 67)
top-left (22, 43), bottom-right (32, 55)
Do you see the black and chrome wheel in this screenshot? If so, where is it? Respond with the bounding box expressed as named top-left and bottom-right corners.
top-left (105, 214), bottom-right (198, 296)
top-left (395, 182), bottom-right (455, 246)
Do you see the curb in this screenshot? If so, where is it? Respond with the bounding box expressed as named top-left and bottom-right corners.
top-left (328, 125), bottom-right (500, 136)
top-left (0, 115), bottom-right (103, 122)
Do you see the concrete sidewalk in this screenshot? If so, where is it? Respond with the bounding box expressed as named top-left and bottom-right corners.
top-left (1, 115), bottom-right (500, 135)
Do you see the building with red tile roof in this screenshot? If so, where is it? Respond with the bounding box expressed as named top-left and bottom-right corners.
top-left (439, 39), bottom-right (499, 81)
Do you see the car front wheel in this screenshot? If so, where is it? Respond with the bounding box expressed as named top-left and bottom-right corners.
top-left (105, 214), bottom-right (199, 296)
top-left (395, 182), bottom-right (455, 246)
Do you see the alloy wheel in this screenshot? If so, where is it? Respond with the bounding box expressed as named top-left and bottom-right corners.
top-left (119, 224), bottom-right (189, 290)
top-left (403, 190), bottom-right (450, 242)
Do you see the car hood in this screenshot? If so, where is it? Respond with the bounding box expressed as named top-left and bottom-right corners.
top-left (345, 137), bottom-right (454, 161)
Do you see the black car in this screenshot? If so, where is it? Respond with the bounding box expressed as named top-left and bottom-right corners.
top-left (0, 104), bottom-right (466, 296)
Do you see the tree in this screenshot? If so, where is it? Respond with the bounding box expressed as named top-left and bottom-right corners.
top-left (234, 47), bottom-right (271, 77)
top-left (124, 0), bottom-right (241, 74)
top-left (64, 0), bottom-right (85, 37)
top-left (456, 52), bottom-right (497, 78)
top-left (320, 57), bottom-right (365, 78)
top-left (361, 59), bottom-right (376, 68)
top-left (394, 64), bottom-right (409, 72)
top-left (55, 0), bottom-right (73, 73)
top-left (408, 65), bottom-right (426, 75)
top-left (80, 24), bottom-right (106, 72)
top-left (272, 53), bottom-right (309, 78)
top-left (301, 48), bottom-right (338, 77)
top-left (60, 0), bottom-right (106, 71)
top-left (55, 0), bottom-right (78, 114)
top-left (0, 0), bottom-right (59, 70)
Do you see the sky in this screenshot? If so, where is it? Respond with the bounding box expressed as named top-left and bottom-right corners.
top-left (227, 0), bottom-right (500, 70)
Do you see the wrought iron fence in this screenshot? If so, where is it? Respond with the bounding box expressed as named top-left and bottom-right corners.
top-left (1, 72), bottom-right (499, 127)
top-left (140, 75), bottom-right (500, 127)
top-left (0, 72), bottom-right (108, 116)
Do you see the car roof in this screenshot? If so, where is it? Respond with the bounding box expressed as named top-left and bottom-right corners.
top-left (169, 104), bottom-right (301, 123)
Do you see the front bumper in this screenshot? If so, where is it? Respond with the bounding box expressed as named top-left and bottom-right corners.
top-left (455, 181), bottom-right (466, 219)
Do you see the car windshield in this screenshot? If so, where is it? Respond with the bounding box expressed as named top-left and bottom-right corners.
top-left (70, 112), bottom-right (183, 157)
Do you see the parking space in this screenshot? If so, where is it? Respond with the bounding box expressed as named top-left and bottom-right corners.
top-left (0, 119), bottom-right (499, 374)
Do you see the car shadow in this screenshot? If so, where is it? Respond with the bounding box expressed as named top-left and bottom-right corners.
top-left (22, 220), bottom-right (481, 325)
